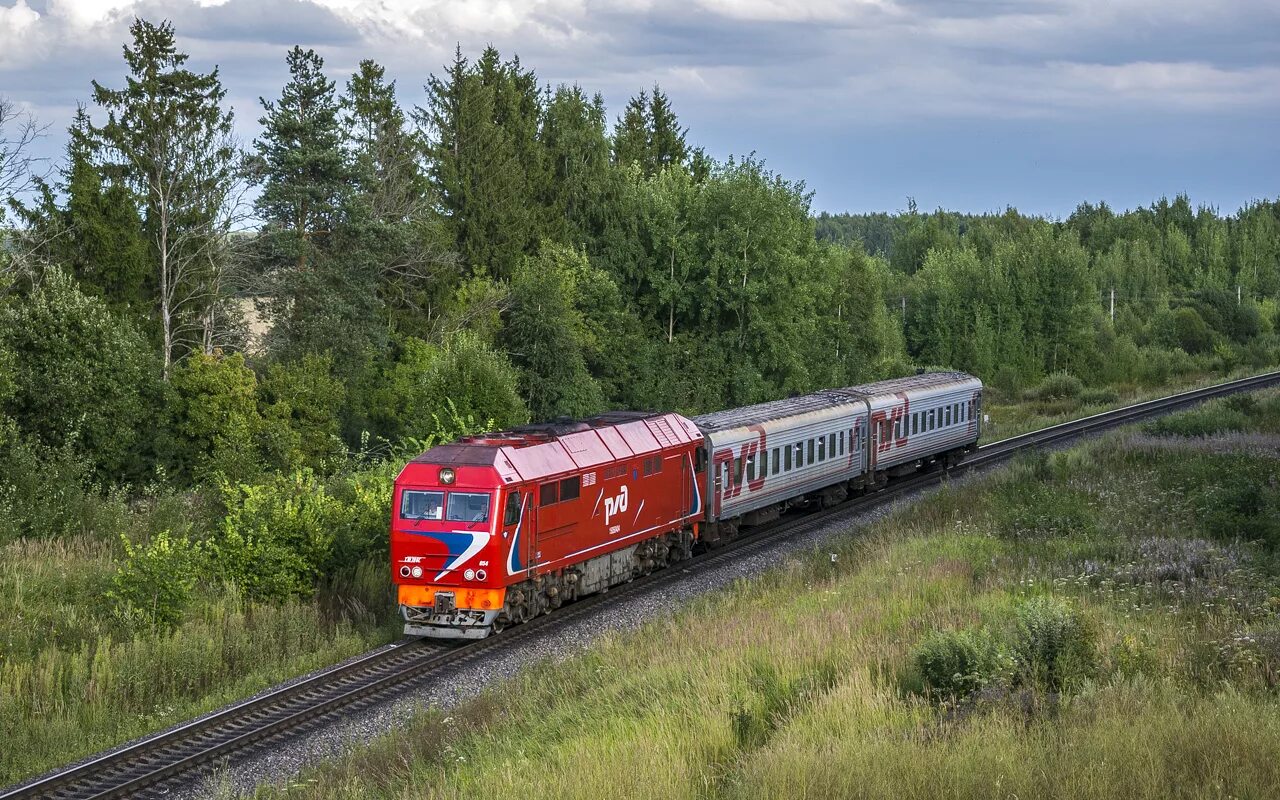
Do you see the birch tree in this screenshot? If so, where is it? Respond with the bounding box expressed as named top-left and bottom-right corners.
top-left (91, 19), bottom-right (242, 377)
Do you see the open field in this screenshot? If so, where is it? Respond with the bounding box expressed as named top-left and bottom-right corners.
top-left (259, 390), bottom-right (1280, 800)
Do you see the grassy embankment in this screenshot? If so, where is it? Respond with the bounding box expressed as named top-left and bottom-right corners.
top-left (263, 390), bottom-right (1280, 800)
top-left (0, 477), bottom-right (400, 786)
top-left (3, 368), bottom-right (1276, 788)
top-left (980, 364), bottom-right (1279, 443)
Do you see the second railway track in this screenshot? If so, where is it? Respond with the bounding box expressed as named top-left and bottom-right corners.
top-left (7, 369), bottom-right (1280, 800)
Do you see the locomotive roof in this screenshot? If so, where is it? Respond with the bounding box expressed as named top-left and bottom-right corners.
top-left (407, 411), bottom-right (702, 485)
top-left (692, 371), bottom-right (980, 433)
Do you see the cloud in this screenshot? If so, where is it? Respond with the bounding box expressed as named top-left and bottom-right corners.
top-left (0, 0), bottom-right (1276, 214)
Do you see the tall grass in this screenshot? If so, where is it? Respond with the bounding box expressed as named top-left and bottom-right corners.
top-left (0, 542), bottom-right (398, 784)
top-left (262, 390), bottom-right (1280, 800)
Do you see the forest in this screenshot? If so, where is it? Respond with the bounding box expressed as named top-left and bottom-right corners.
top-left (0, 18), bottom-right (1279, 781)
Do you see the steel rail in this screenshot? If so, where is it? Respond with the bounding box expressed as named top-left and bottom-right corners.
top-left (6, 369), bottom-right (1279, 800)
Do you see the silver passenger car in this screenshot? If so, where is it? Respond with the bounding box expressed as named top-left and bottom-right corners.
top-left (694, 372), bottom-right (982, 524)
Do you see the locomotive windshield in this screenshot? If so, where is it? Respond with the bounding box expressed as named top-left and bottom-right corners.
top-left (446, 492), bottom-right (491, 523)
top-left (401, 490), bottom-right (444, 520)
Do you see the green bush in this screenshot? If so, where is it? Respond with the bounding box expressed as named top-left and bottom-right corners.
top-left (912, 627), bottom-right (1005, 698)
top-left (211, 467), bottom-right (392, 601)
top-left (1079, 386), bottom-right (1120, 406)
top-left (1023, 372), bottom-right (1084, 402)
top-left (165, 352), bottom-right (267, 485)
top-left (1010, 596), bottom-right (1098, 690)
top-left (108, 531), bottom-right (203, 629)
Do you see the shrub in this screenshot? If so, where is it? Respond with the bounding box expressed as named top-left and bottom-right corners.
top-left (108, 531), bottom-right (203, 629)
top-left (164, 352), bottom-right (267, 485)
top-left (1079, 386), bottom-right (1120, 406)
top-left (1023, 372), bottom-right (1084, 402)
top-left (1010, 596), bottom-right (1098, 690)
top-left (912, 627), bottom-right (1005, 698)
top-left (211, 467), bottom-right (392, 600)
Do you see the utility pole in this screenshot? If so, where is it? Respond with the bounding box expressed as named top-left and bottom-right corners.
top-left (1237, 284), bottom-right (1242, 306)
top-left (901, 295), bottom-right (906, 318)
top-left (1110, 287), bottom-right (1115, 323)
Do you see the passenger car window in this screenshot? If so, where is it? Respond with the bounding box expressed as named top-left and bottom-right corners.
top-left (401, 490), bottom-right (444, 520)
top-left (446, 492), bottom-right (491, 523)
top-left (785, 444), bottom-right (792, 471)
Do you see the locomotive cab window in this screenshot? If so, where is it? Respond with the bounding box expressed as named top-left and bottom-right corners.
top-left (695, 449), bottom-right (707, 473)
top-left (559, 476), bottom-right (581, 502)
top-left (503, 492), bottom-right (522, 526)
top-left (401, 490), bottom-right (444, 521)
top-left (446, 492), bottom-right (491, 523)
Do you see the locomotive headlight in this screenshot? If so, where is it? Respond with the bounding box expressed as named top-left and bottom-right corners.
top-left (476, 569), bottom-right (487, 581)
top-left (439, 468), bottom-right (456, 485)
top-left (399, 566), bottom-right (411, 578)
top-left (464, 569), bottom-right (476, 581)
top-left (411, 566), bottom-right (423, 578)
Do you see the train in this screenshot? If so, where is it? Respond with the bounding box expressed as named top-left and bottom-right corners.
top-left (391, 371), bottom-right (983, 639)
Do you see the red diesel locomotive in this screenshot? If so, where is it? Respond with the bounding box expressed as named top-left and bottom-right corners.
top-left (392, 412), bottom-right (703, 639)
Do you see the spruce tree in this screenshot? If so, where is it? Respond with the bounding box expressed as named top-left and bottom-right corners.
top-left (648, 85), bottom-right (687, 173)
top-left (417, 46), bottom-right (540, 279)
top-left (612, 90), bottom-right (649, 169)
top-left (253, 46), bottom-right (348, 270)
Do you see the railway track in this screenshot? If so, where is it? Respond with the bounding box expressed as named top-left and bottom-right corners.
top-left (6, 369), bottom-right (1279, 800)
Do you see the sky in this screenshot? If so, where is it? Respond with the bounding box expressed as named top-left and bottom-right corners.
top-left (1, 0), bottom-right (1277, 217)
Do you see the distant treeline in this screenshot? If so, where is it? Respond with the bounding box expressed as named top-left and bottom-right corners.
top-left (0, 18), bottom-right (1278, 527)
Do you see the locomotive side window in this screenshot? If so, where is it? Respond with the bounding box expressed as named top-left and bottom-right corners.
top-left (540, 482), bottom-right (558, 506)
top-left (446, 492), bottom-right (491, 523)
top-left (559, 476), bottom-right (581, 501)
top-left (401, 490), bottom-right (444, 521)
top-left (503, 492), bottom-right (521, 526)
top-left (695, 449), bottom-right (707, 473)
top-left (642, 456), bottom-right (663, 476)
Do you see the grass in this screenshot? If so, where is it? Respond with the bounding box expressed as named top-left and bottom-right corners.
top-left (980, 364), bottom-right (1280, 443)
top-left (0, 537), bottom-right (398, 785)
top-left (258, 388), bottom-right (1280, 800)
